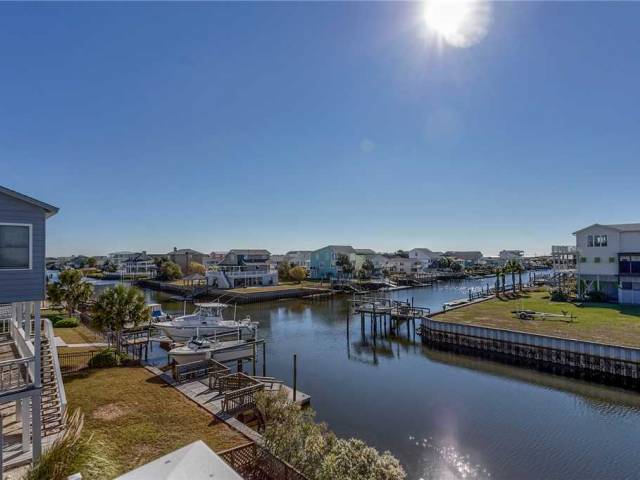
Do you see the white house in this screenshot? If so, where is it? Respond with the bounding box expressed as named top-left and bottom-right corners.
top-left (499, 250), bottom-right (525, 264)
top-left (408, 248), bottom-right (442, 269)
top-left (574, 223), bottom-right (640, 304)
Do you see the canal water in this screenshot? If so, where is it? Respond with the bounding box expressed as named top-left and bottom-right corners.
top-left (138, 272), bottom-right (640, 480)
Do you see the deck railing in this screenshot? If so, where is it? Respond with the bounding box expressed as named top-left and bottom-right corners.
top-left (218, 372), bottom-right (260, 393)
top-left (219, 442), bottom-right (309, 480)
top-left (0, 356), bottom-right (34, 392)
top-left (222, 383), bottom-right (264, 414)
top-left (173, 358), bottom-right (229, 383)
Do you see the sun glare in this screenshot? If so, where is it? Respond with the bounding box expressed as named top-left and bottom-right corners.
top-left (423, 0), bottom-right (492, 48)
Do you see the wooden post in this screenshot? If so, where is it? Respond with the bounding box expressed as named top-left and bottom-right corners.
top-left (252, 343), bottom-right (256, 376)
top-left (262, 342), bottom-right (266, 377)
top-left (293, 353), bottom-right (297, 402)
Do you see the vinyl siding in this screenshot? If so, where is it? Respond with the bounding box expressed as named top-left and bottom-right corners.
top-left (0, 193), bottom-right (47, 303)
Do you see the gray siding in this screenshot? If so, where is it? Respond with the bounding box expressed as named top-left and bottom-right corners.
top-left (0, 193), bottom-right (47, 303)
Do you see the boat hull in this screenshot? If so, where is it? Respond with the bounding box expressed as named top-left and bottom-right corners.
top-left (168, 341), bottom-right (255, 365)
top-left (157, 324), bottom-right (248, 341)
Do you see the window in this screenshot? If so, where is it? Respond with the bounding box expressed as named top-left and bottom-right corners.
top-left (594, 234), bottom-right (608, 247)
top-left (580, 256), bottom-right (587, 263)
top-left (594, 257), bottom-right (601, 263)
top-left (609, 257), bottom-right (616, 263)
top-left (587, 235), bottom-right (594, 247)
top-left (0, 224), bottom-right (32, 270)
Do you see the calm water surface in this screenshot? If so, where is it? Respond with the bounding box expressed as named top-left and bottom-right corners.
top-left (141, 273), bottom-right (640, 480)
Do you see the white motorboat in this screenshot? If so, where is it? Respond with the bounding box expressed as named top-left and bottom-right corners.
top-left (168, 337), bottom-right (256, 364)
top-left (155, 302), bottom-right (257, 341)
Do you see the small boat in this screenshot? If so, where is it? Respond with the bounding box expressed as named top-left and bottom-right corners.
top-left (155, 302), bottom-right (257, 341)
top-left (443, 299), bottom-right (468, 309)
top-left (168, 336), bottom-right (256, 364)
top-left (148, 303), bottom-right (168, 322)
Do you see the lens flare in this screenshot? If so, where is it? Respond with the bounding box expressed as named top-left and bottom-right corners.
top-left (423, 0), bottom-right (492, 48)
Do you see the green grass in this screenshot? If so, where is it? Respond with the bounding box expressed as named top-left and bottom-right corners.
top-left (439, 290), bottom-right (640, 347)
top-left (64, 367), bottom-right (247, 476)
top-left (43, 308), bottom-right (104, 345)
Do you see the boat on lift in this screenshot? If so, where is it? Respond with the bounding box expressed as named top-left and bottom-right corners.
top-left (155, 302), bottom-right (257, 341)
top-left (168, 335), bottom-right (256, 364)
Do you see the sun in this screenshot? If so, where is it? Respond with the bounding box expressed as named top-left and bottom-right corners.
top-left (423, 0), bottom-right (492, 48)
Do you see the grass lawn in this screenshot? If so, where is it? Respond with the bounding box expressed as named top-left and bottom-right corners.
top-left (64, 367), bottom-right (247, 477)
top-left (42, 308), bottom-right (105, 345)
top-left (53, 323), bottom-right (103, 345)
top-left (439, 290), bottom-right (640, 347)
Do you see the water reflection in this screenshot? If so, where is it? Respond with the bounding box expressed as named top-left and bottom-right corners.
top-left (140, 276), bottom-right (640, 480)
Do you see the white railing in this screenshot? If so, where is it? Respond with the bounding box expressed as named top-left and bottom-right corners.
top-left (0, 356), bottom-right (34, 392)
top-left (43, 318), bottom-right (67, 416)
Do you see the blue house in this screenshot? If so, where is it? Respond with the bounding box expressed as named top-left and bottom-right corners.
top-left (0, 185), bottom-right (65, 470)
top-left (310, 245), bottom-right (356, 279)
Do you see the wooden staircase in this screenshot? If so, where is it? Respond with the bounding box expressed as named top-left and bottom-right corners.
top-left (39, 334), bottom-right (64, 436)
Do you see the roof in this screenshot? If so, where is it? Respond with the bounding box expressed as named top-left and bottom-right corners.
top-left (115, 440), bottom-right (242, 480)
top-left (286, 250), bottom-right (312, 255)
top-left (228, 249), bottom-right (270, 256)
top-left (170, 248), bottom-right (206, 256)
top-left (0, 185), bottom-right (59, 218)
top-left (444, 251), bottom-right (483, 260)
top-left (353, 248), bottom-right (376, 255)
top-left (410, 248), bottom-right (433, 254)
top-left (573, 223), bottom-right (640, 234)
top-left (316, 245), bottom-right (355, 254)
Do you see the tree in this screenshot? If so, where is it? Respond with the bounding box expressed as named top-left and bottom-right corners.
top-left (503, 259), bottom-right (523, 293)
top-left (335, 254), bottom-right (354, 278)
top-left (256, 390), bottom-right (405, 480)
top-left (93, 284), bottom-right (149, 348)
top-left (158, 261), bottom-right (182, 281)
top-left (46, 269), bottom-right (93, 317)
top-left (86, 257), bottom-right (97, 268)
top-left (188, 261), bottom-right (206, 275)
top-left (359, 258), bottom-right (375, 280)
top-left (101, 259), bottom-right (117, 273)
top-left (394, 250), bottom-right (409, 258)
top-left (278, 261), bottom-right (292, 282)
top-left (289, 266), bottom-right (308, 283)
top-left (318, 438), bottom-right (405, 480)
top-left (450, 261), bottom-right (463, 273)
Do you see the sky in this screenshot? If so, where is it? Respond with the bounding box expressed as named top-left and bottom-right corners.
top-left (1, 1), bottom-right (639, 257)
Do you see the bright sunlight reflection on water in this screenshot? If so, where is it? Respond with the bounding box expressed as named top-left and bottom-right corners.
top-left (410, 435), bottom-right (491, 480)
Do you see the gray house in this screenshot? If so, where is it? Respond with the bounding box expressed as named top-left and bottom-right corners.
top-left (0, 186), bottom-right (66, 470)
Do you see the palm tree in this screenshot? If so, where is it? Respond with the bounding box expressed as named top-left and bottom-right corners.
top-left (47, 269), bottom-right (93, 317)
top-left (503, 259), bottom-right (524, 294)
top-left (93, 284), bottom-right (149, 351)
top-left (495, 268), bottom-right (501, 297)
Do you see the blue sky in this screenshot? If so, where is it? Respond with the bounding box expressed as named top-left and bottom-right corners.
top-left (2, 2), bottom-right (639, 257)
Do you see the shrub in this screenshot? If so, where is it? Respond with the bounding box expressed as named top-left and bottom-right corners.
top-left (88, 348), bottom-right (127, 368)
top-left (24, 409), bottom-right (117, 480)
top-left (586, 290), bottom-right (609, 303)
top-left (550, 290), bottom-right (569, 302)
top-left (53, 318), bottom-right (80, 328)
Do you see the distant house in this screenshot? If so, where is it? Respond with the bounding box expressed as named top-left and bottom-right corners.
top-left (574, 223), bottom-right (640, 303)
top-left (121, 252), bottom-right (156, 276)
top-left (285, 250), bottom-right (312, 269)
top-left (499, 250), bottom-right (525, 264)
top-left (310, 245), bottom-right (356, 279)
top-left (444, 251), bottom-right (483, 266)
top-left (206, 249), bottom-right (276, 288)
top-left (203, 251), bottom-right (226, 270)
top-left (168, 248), bottom-right (207, 274)
top-left (267, 254), bottom-right (287, 268)
top-left (408, 248), bottom-right (443, 269)
top-left (383, 256), bottom-right (420, 274)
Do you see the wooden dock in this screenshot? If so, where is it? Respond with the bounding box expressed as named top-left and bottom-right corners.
top-left (350, 296), bottom-right (429, 340)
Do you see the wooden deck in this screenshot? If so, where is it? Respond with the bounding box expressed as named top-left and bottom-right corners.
top-left (145, 366), bottom-right (310, 445)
